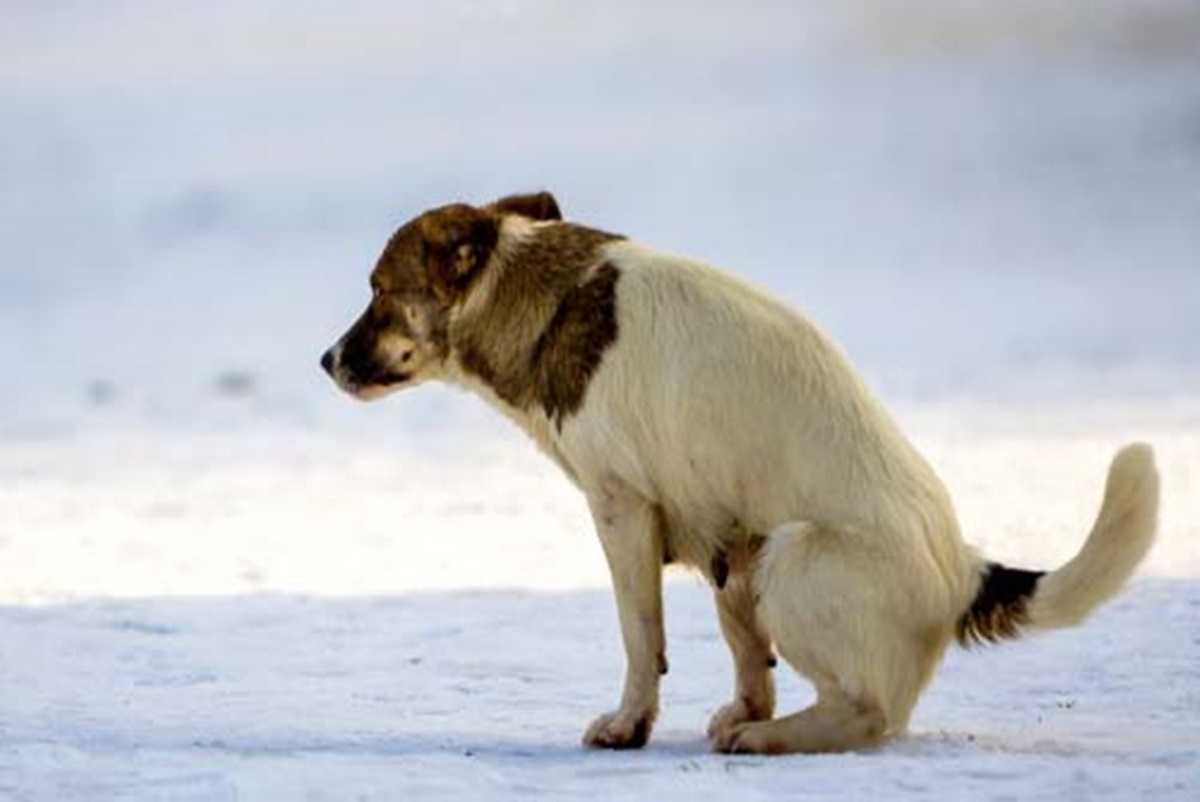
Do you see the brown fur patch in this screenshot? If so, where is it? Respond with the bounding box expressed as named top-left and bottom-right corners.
top-left (454, 223), bottom-right (625, 427)
top-left (415, 205), bottom-right (500, 302)
top-left (529, 262), bottom-right (620, 425)
top-left (332, 197), bottom-right (622, 418)
top-left (956, 562), bottom-right (1045, 646)
top-left (333, 212), bottom-right (471, 389)
top-left (370, 204), bottom-right (498, 301)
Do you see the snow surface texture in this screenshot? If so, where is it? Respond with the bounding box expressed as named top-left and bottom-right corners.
top-left (3, 1), bottom-right (1199, 800)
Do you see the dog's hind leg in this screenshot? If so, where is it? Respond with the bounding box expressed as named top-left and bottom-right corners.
top-left (706, 557), bottom-right (776, 740)
top-left (713, 521), bottom-right (948, 754)
top-left (714, 685), bottom-right (888, 755)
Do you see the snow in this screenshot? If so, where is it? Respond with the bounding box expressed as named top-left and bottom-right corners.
top-left (3, 1), bottom-right (1200, 799)
top-left (2, 581), bottom-right (1197, 801)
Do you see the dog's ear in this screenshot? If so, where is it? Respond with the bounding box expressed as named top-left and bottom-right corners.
top-left (420, 204), bottom-right (499, 301)
top-left (488, 191), bottom-right (562, 222)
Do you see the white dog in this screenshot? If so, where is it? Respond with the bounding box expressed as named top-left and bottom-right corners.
top-left (321, 192), bottom-right (1159, 754)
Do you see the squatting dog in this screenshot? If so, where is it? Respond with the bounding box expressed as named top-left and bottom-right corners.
top-left (321, 192), bottom-right (1158, 754)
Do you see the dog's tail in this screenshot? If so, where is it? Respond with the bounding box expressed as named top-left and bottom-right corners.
top-left (955, 443), bottom-right (1159, 646)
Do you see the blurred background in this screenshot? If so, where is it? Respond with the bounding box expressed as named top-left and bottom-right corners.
top-left (3, 12), bottom-right (1200, 794)
top-left (2, 0), bottom-right (1199, 440)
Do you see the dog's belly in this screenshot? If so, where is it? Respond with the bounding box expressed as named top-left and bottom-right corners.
top-left (657, 500), bottom-right (767, 588)
top-left (647, 441), bottom-right (809, 543)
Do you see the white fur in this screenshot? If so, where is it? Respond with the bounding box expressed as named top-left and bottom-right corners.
top-left (1027, 443), bottom-right (1159, 629)
top-left (446, 234), bottom-right (1159, 753)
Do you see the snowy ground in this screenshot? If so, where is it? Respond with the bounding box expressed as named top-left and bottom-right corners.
top-left (2, 400), bottom-right (1197, 801)
top-left (3, 1), bottom-right (1200, 800)
top-left (1, 583), bottom-right (1197, 802)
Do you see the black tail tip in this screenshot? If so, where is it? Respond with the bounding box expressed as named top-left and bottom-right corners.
top-left (956, 563), bottom-right (1045, 647)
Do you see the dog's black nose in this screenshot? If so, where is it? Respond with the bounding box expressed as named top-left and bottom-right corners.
top-left (320, 349), bottom-right (335, 377)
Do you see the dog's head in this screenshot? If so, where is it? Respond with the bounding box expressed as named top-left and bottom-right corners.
top-left (321, 191), bottom-right (562, 400)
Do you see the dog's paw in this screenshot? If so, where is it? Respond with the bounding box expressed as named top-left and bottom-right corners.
top-left (710, 721), bottom-right (784, 755)
top-left (583, 709), bottom-right (655, 750)
top-left (705, 691), bottom-right (772, 744)
top-left (705, 696), bottom-right (753, 734)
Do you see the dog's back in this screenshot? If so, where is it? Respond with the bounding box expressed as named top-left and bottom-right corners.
top-left (569, 238), bottom-right (975, 601)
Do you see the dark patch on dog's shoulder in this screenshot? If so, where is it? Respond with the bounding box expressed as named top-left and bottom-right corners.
top-left (956, 562), bottom-right (1045, 646)
top-left (530, 262), bottom-right (620, 427)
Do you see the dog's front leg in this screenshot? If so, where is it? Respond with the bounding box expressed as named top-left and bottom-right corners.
top-left (582, 483), bottom-right (666, 750)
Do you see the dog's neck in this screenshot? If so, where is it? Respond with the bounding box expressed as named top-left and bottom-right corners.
top-left (444, 217), bottom-right (624, 428)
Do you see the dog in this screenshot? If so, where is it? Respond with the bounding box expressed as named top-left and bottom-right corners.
top-left (321, 192), bottom-right (1159, 754)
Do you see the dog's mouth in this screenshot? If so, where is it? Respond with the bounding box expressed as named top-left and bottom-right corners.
top-left (337, 371), bottom-right (413, 401)
top-left (321, 338), bottom-right (431, 401)
top-left (368, 369), bottom-right (412, 387)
